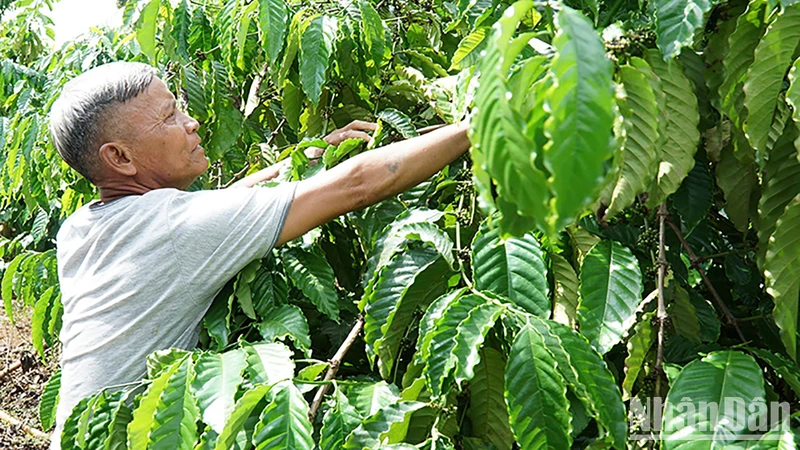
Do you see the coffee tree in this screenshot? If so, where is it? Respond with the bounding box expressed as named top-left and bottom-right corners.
top-left (2, 0), bottom-right (800, 448)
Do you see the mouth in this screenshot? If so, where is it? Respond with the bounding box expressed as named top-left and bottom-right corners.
top-left (192, 144), bottom-right (204, 153)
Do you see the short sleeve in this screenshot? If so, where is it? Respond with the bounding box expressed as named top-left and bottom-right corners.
top-left (167, 182), bottom-right (297, 301)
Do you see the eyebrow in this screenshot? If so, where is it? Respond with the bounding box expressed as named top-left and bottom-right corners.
top-left (161, 98), bottom-right (177, 116)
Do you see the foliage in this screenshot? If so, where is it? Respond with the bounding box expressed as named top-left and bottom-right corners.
top-left (3, 0), bottom-right (800, 448)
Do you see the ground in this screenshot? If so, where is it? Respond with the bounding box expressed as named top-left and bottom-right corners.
top-left (0, 301), bottom-right (58, 450)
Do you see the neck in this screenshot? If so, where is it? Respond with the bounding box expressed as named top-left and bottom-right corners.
top-left (97, 179), bottom-right (154, 204)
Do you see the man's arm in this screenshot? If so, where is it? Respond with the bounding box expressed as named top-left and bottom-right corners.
top-left (276, 121), bottom-right (470, 246)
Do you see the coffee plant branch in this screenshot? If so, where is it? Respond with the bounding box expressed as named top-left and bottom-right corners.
top-left (666, 219), bottom-right (747, 343)
top-left (654, 203), bottom-right (668, 399)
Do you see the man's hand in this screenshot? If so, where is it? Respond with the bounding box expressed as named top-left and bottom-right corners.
top-left (324, 120), bottom-right (377, 146)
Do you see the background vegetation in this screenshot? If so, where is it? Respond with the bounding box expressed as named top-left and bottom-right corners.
top-left (1, 0), bottom-right (800, 448)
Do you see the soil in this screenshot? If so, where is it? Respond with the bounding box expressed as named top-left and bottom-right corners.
top-left (0, 300), bottom-right (59, 450)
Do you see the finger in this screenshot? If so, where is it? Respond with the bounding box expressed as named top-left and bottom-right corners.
top-left (344, 130), bottom-right (373, 142)
top-left (346, 120), bottom-right (378, 131)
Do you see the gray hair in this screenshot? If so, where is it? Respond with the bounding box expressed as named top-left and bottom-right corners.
top-left (49, 61), bottom-right (157, 183)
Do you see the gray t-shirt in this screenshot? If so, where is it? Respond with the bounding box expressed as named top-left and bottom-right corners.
top-left (51, 183), bottom-right (296, 447)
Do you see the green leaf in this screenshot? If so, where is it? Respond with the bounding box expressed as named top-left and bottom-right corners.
top-left (2, 253), bottom-right (25, 324)
top-left (450, 27), bottom-right (489, 71)
top-left (667, 284), bottom-right (701, 343)
top-left (415, 288), bottom-right (467, 360)
top-left (360, 0), bottom-right (385, 68)
top-left (467, 347), bottom-right (514, 450)
top-left (377, 108), bottom-right (419, 139)
top-left (252, 382), bottom-right (314, 450)
top-left (744, 4), bottom-right (800, 152)
top-left (472, 223), bottom-right (550, 317)
top-left (191, 349), bottom-right (247, 434)
top-left (720, 0), bottom-right (769, 131)
top-left (342, 401), bottom-right (425, 450)
top-left (345, 381), bottom-right (400, 418)
top-left (103, 393), bottom-right (133, 450)
top-left (169, 0), bottom-right (191, 61)
top-left (282, 246), bottom-right (339, 321)
top-left (258, 304), bottom-right (312, 351)
top-left (147, 348), bottom-right (191, 379)
top-left (422, 293), bottom-right (483, 398)
top-left (259, 0), bottom-right (287, 63)
top-left (451, 302), bottom-right (505, 387)
top-left (320, 388), bottom-right (362, 450)
top-left (276, 9), bottom-right (309, 85)
top-left (749, 348), bottom-right (800, 399)
top-left (543, 6), bottom-right (615, 232)
top-left (31, 285), bottom-right (55, 358)
top-left (606, 61), bottom-right (660, 218)
top-left (716, 145), bottom-right (758, 231)
top-left (578, 240), bottom-right (644, 355)
top-left (765, 194), bottom-right (800, 361)
top-left (527, 318), bottom-right (627, 448)
top-left (652, 0), bottom-right (714, 60)
top-left (622, 312), bottom-right (655, 400)
top-left (647, 53), bottom-right (701, 207)
top-left (672, 161), bottom-right (714, 233)
top-left (372, 255), bottom-right (452, 379)
top-left (244, 342), bottom-right (295, 386)
top-left (39, 368), bottom-right (60, 431)
top-left (136, 0), bottom-right (161, 62)
top-left (148, 357), bottom-right (199, 450)
top-left (549, 252), bottom-right (579, 328)
top-left (662, 351), bottom-right (765, 448)
top-left (214, 384), bottom-right (273, 450)
top-left (300, 15), bottom-right (338, 105)
top-left (505, 325), bottom-right (572, 449)
top-left (128, 359), bottom-right (184, 450)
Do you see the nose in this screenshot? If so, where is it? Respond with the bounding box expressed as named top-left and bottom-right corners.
top-left (183, 112), bottom-right (200, 134)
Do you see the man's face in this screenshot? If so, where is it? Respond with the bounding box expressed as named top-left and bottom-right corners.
top-left (115, 77), bottom-right (208, 190)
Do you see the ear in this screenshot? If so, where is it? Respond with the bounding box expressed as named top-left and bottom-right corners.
top-left (98, 142), bottom-right (137, 177)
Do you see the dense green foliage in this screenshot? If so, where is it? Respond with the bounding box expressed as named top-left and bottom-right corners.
top-left (3, 0), bottom-right (800, 448)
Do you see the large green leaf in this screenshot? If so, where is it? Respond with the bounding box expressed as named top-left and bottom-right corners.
top-left (252, 382), bottom-right (314, 450)
top-left (450, 27), bottom-right (489, 71)
top-left (743, 4), bottom-right (800, 152)
top-left (359, 0), bottom-right (385, 68)
top-left (716, 145), bottom-right (758, 231)
top-left (299, 15), bottom-right (338, 105)
top-left (282, 246), bottom-right (339, 322)
top-left (342, 401), bottom-right (425, 449)
top-left (2, 253), bottom-right (25, 324)
top-left (259, 0), bottom-right (287, 63)
top-left (549, 252), bottom-right (579, 328)
top-left (578, 240), bottom-right (644, 355)
top-left (214, 384), bottom-right (273, 450)
top-left (374, 257), bottom-right (452, 380)
top-left (505, 326), bottom-right (572, 449)
top-left (758, 122), bottom-right (800, 267)
top-left (128, 359), bottom-right (185, 450)
top-left (258, 304), bottom-right (312, 352)
top-left (377, 108), bottom-right (419, 139)
top-left (652, 0), bottom-right (714, 60)
top-left (62, 395), bottom-right (97, 450)
top-left (543, 6), bottom-right (615, 232)
top-left (451, 302), bottom-right (505, 386)
top-left (527, 318), bottom-right (627, 448)
top-left (621, 312), bottom-right (655, 400)
top-left (243, 342), bottom-right (295, 386)
top-left (415, 288), bottom-right (466, 360)
top-left (136, 0), bottom-right (161, 63)
top-left (720, 0), bottom-right (769, 131)
top-left (468, 347), bottom-right (514, 450)
top-left (320, 388), bottom-right (362, 450)
top-left (363, 245), bottom-right (447, 375)
top-left (765, 194), bottom-right (800, 361)
top-left (191, 349), bottom-right (248, 434)
top-left (85, 391), bottom-right (127, 450)
top-left (606, 60), bottom-right (660, 218)
top-left (671, 162), bottom-right (714, 233)
top-left (422, 293), bottom-right (483, 398)
top-left (345, 381), bottom-right (400, 418)
top-left (472, 223), bottom-right (549, 317)
top-left (667, 284), bottom-right (701, 343)
top-left (662, 351), bottom-right (765, 448)
top-left (39, 368), bottom-right (60, 431)
top-left (749, 348), bottom-right (800, 399)
top-left (148, 357), bottom-right (199, 450)
top-left (647, 53), bottom-right (701, 206)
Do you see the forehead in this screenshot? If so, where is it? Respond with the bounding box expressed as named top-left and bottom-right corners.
top-left (121, 78), bottom-right (175, 115)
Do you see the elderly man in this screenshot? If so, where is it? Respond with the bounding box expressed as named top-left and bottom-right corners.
top-left (47, 61), bottom-right (469, 445)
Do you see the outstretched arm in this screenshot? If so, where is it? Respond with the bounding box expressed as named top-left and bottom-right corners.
top-left (276, 121), bottom-right (470, 246)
